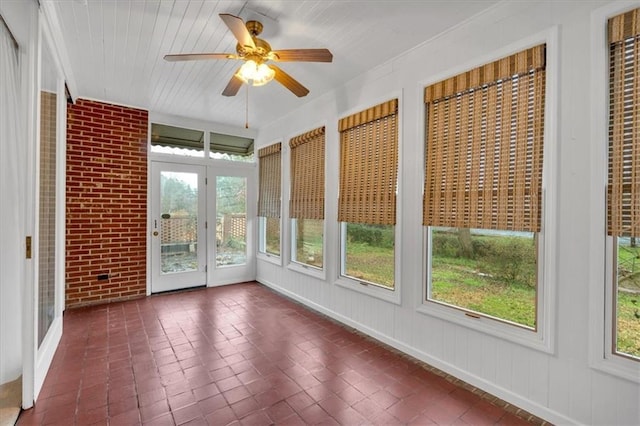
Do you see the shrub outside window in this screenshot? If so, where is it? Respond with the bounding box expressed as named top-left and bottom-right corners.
top-left (429, 227), bottom-right (536, 328)
top-left (423, 45), bottom-right (546, 329)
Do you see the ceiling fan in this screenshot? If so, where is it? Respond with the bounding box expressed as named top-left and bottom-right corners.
top-left (164, 13), bottom-right (333, 98)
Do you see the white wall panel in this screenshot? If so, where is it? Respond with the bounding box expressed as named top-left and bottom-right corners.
top-left (511, 346), bottom-right (531, 402)
top-left (494, 339), bottom-right (513, 391)
top-left (465, 332), bottom-right (484, 378)
top-left (569, 362), bottom-right (593, 425)
top-left (547, 358), bottom-right (572, 421)
top-left (615, 378), bottom-right (640, 425)
top-left (255, 1), bottom-right (640, 424)
top-left (528, 352), bottom-right (549, 408)
top-left (480, 336), bottom-right (497, 385)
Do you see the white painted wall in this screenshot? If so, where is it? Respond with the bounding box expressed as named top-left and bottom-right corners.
top-left (256, 1), bottom-right (640, 424)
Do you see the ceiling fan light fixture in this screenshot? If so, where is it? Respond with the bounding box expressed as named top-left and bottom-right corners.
top-left (237, 60), bottom-right (275, 86)
top-left (165, 14), bottom-right (332, 97)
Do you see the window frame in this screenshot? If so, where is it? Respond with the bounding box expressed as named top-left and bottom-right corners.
top-left (334, 93), bottom-right (403, 306)
top-left (337, 222), bottom-right (401, 304)
top-left (257, 141), bottom-right (283, 265)
top-left (590, 1), bottom-right (640, 382)
top-left (288, 218), bottom-right (326, 280)
top-left (418, 30), bottom-right (558, 353)
top-left (258, 216), bottom-right (282, 264)
top-left (286, 125), bottom-right (327, 279)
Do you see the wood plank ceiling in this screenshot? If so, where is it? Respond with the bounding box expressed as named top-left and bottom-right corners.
top-left (44, 0), bottom-right (501, 129)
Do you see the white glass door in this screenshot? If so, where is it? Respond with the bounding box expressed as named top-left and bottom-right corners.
top-left (208, 166), bottom-right (256, 285)
top-left (151, 162), bottom-right (207, 293)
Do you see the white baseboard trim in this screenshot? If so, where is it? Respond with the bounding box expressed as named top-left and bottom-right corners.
top-left (257, 277), bottom-right (575, 426)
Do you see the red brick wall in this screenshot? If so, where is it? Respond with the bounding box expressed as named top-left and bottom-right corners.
top-left (66, 99), bottom-right (148, 308)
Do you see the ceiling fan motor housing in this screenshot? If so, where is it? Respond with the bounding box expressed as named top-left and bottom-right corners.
top-left (237, 38), bottom-right (272, 63)
top-left (245, 20), bottom-right (263, 36)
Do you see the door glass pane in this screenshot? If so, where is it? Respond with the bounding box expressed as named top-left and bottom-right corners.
top-left (216, 176), bottom-right (247, 266)
top-left (38, 45), bottom-right (57, 347)
top-left (160, 171), bottom-right (199, 273)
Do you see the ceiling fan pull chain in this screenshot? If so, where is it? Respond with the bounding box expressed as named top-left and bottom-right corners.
top-left (245, 83), bottom-right (249, 129)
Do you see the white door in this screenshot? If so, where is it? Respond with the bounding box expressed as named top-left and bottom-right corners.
top-left (151, 162), bottom-right (207, 293)
top-left (208, 166), bottom-right (256, 286)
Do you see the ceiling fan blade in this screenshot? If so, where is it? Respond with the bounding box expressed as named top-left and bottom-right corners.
top-left (271, 49), bottom-right (333, 63)
top-left (270, 65), bottom-right (309, 97)
top-left (222, 72), bottom-right (244, 97)
top-left (219, 13), bottom-right (256, 49)
top-left (164, 53), bottom-right (237, 62)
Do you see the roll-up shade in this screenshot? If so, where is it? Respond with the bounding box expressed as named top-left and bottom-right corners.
top-left (258, 143), bottom-right (281, 218)
top-left (289, 126), bottom-right (325, 219)
top-left (608, 7), bottom-right (640, 236)
top-left (423, 45), bottom-right (546, 232)
top-left (338, 99), bottom-right (398, 225)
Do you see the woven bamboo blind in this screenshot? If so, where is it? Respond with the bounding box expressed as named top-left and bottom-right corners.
top-left (423, 44), bottom-right (546, 232)
top-left (338, 99), bottom-right (398, 225)
top-left (608, 7), bottom-right (640, 236)
top-left (289, 126), bottom-right (325, 219)
top-left (258, 143), bottom-right (282, 218)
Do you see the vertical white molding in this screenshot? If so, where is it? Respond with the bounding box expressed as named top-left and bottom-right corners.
top-left (21, 0), bottom-right (39, 409)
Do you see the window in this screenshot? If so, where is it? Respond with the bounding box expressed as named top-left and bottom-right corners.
top-left (289, 127), bottom-right (325, 270)
top-left (210, 132), bottom-right (254, 162)
top-left (423, 45), bottom-right (546, 330)
top-left (216, 176), bottom-right (247, 267)
top-left (338, 99), bottom-right (398, 290)
top-left (151, 123), bottom-right (204, 157)
top-left (258, 143), bottom-right (281, 257)
top-left (607, 8), bottom-right (640, 362)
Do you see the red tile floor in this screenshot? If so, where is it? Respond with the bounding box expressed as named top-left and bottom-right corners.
top-left (18, 282), bottom-right (544, 425)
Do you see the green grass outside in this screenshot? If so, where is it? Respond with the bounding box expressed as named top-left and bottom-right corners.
top-left (286, 225), bottom-right (640, 359)
top-left (295, 219), bottom-right (324, 268)
top-left (265, 217), bottom-right (280, 256)
top-left (345, 242), bottom-right (394, 288)
top-left (615, 241), bottom-right (640, 358)
top-left (617, 291), bottom-right (640, 357)
top-left (431, 256), bottom-right (536, 327)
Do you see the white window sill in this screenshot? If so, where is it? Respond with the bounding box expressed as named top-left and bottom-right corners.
top-left (416, 301), bottom-right (553, 354)
top-left (287, 262), bottom-right (326, 281)
top-left (591, 353), bottom-right (640, 384)
top-left (335, 276), bottom-right (401, 305)
top-left (257, 252), bottom-right (282, 266)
